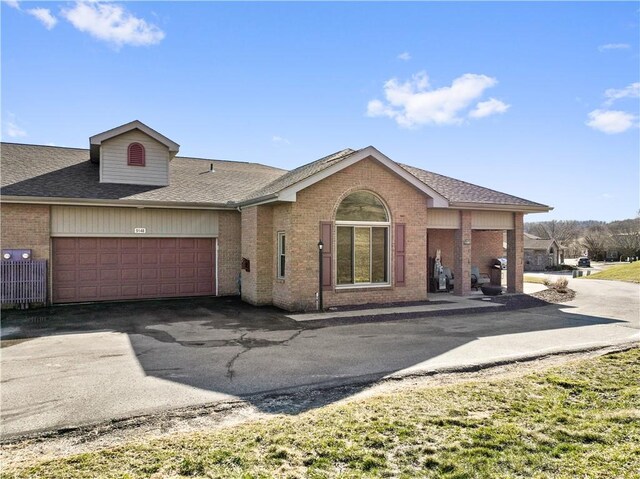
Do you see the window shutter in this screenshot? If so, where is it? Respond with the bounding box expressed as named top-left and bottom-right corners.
top-left (395, 223), bottom-right (406, 286)
top-left (320, 221), bottom-right (333, 290)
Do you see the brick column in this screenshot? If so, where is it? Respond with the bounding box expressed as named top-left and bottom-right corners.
top-left (453, 210), bottom-right (472, 296)
top-left (507, 212), bottom-right (524, 293)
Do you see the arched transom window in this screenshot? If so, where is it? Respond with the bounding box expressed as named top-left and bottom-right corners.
top-left (336, 191), bottom-right (390, 285)
top-left (127, 142), bottom-right (146, 166)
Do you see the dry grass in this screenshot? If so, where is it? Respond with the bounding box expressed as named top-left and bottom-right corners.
top-left (584, 261), bottom-right (640, 283)
top-left (3, 349), bottom-right (639, 479)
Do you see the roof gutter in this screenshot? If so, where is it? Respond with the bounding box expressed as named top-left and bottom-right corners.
top-left (0, 195), bottom-right (238, 211)
top-left (447, 202), bottom-right (553, 213)
top-left (236, 193), bottom-right (280, 207)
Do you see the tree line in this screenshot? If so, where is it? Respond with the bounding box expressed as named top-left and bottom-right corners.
top-left (524, 215), bottom-right (640, 260)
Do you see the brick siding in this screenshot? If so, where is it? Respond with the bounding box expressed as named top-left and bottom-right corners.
top-left (1, 203), bottom-right (50, 260)
top-left (217, 210), bottom-right (241, 296)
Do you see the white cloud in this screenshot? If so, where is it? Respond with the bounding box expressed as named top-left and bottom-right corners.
top-left (62, 1), bottom-right (165, 47)
top-left (604, 82), bottom-right (640, 106)
top-left (367, 71), bottom-right (507, 127)
top-left (27, 8), bottom-right (57, 29)
top-left (2, 0), bottom-right (20, 10)
top-left (598, 43), bottom-right (630, 52)
top-left (586, 109), bottom-right (637, 134)
top-left (272, 136), bottom-right (291, 145)
top-left (398, 52), bottom-right (411, 61)
top-left (469, 98), bottom-right (510, 118)
top-left (4, 117), bottom-right (27, 138)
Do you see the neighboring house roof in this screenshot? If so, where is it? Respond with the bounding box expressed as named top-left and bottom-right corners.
top-left (1, 143), bottom-right (285, 207)
top-left (524, 236), bottom-right (560, 252)
top-left (1, 141), bottom-right (551, 212)
top-left (524, 232), bottom-right (540, 239)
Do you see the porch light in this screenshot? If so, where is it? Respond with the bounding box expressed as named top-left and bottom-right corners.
top-left (318, 240), bottom-right (323, 250)
top-left (2, 253), bottom-right (11, 260)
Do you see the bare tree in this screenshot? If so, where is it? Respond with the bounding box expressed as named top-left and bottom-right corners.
top-left (580, 225), bottom-right (610, 260)
top-left (608, 215), bottom-right (640, 259)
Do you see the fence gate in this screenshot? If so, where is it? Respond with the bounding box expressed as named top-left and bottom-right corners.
top-left (0, 260), bottom-right (47, 307)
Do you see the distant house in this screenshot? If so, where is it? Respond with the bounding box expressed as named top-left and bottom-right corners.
top-left (1, 121), bottom-right (552, 310)
top-left (524, 232), bottom-right (562, 271)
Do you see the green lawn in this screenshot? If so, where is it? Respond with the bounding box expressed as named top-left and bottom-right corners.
top-left (584, 261), bottom-right (640, 283)
top-left (4, 349), bottom-right (639, 479)
top-left (523, 275), bottom-right (547, 284)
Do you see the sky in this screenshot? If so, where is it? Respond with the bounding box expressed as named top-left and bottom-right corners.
top-left (2, 1), bottom-right (639, 222)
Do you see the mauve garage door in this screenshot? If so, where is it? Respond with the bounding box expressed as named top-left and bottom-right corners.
top-left (53, 237), bottom-right (216, 303)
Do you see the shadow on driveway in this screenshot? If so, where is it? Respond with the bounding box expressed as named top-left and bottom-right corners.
top-left (0, 294), bottom-right (632, 437)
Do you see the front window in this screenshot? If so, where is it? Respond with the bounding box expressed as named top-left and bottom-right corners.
top-left (336, 192), bottom-right (389, 286)
top-left (277, 232), bottom-right (285, 279)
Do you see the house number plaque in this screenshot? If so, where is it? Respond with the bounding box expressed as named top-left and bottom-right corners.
top-left (134, 228), bottom-right (147, 234)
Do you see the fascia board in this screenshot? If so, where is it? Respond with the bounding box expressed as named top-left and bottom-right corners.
top-left (90, 120), bottom-right (180, 153)
top-left (275, 146), bottom-right (450, 207)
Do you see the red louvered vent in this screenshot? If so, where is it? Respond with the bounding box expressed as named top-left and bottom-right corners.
top-left (127, 143), bottom-right (145, 166)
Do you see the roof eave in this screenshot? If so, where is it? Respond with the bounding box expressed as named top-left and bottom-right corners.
top-left (448, 202), bottom-right (553, 213)
top-left (0, 195), bottom-right (236, 210)
top-left (89, 120), bottom-right (180, 153)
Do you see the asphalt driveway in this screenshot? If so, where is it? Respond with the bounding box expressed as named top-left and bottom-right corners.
top-left (1, 278), bottom-right (638, 439)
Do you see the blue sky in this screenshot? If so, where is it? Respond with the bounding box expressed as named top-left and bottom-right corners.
top-left (2, 1), bottom-right (639, 222)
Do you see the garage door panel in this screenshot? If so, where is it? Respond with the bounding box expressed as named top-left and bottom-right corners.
top-left (78, 270), bottom-right (98, 282)
top-left (159, 238), bottom-right (176, 248)
top-left (78, 286), bottom-right (99, 299)
top-left (141, 253), bottom-right (158, 264)
top-left (141, 268), bottom-right (158, 280)
top-left (160, 284), bottom-right (177, 295)
top-left (160, 253), bottom-right (176, 264)
top-left (55, 270), bottom-right (76, 282)
top-left (53, 238), bottom-right (216, 303)
top-left (121, 269), bottom-right (139, 281)
top-left (77, 238), bottom-right (98, 249)
top-left (99, 238), bottom-right (119, 249)
top-left (100, 269), bottom-right (119, 281)
top-left (100, 253), bottom-right (119, 265)
top-left (179, 252), bottom-right (195, 264)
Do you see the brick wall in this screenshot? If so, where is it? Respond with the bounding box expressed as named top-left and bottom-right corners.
top-left (217, 210), bottom-right (241, 296)
top-left (276, 157), bottom-right (429, 311)
top-left (471, 230), bottom-right (504, 276)
top-left (0, 203), bottom-right (50, 260)
top-left (507, 213), bottom-right (524, 293)
top-left (454, 211), bottom-right (472, 295)
top-left (427, 229), bottom-right (455, 269)
top-left (272, 203), bottom-right (293, 310)
top-left (240, 205), bottom-right (274, 305)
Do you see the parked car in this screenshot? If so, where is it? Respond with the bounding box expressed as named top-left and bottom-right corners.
top-left (577, 257), bottom-right (591, 267)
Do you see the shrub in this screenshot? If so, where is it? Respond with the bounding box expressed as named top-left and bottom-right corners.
top-left (552, 277), bottom-right (569, 293)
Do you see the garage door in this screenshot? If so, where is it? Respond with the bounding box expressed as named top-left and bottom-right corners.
top-left (53, 238), bottom-right (216, 303)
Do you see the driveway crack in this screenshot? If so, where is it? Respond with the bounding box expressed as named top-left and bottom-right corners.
top-left (225, 332), bottom-right (248, 381)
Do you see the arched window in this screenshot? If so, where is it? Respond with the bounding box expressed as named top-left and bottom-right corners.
top-left (127, 142), bottom-right (145, 166)
top-left (336, 191), bottom-right (390, 285)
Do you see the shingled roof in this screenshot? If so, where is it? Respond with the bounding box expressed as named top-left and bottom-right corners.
top-left (1, 143), bottom-right (285, 206)
top-left (1, 142), bottom-right (549, 211)
top-left (243, 148), bottom-right (358, 201)
top-left (399, 164), bottom-right (548, 208)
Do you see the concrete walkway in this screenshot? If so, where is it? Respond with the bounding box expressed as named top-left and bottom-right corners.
top-left (1, 277), bottom-right (638, 439)
top-left (287, 293), bottom-right (503, 321)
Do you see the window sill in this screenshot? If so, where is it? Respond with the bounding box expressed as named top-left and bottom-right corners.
top-left (334, 284), bottom-right (392, 293)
